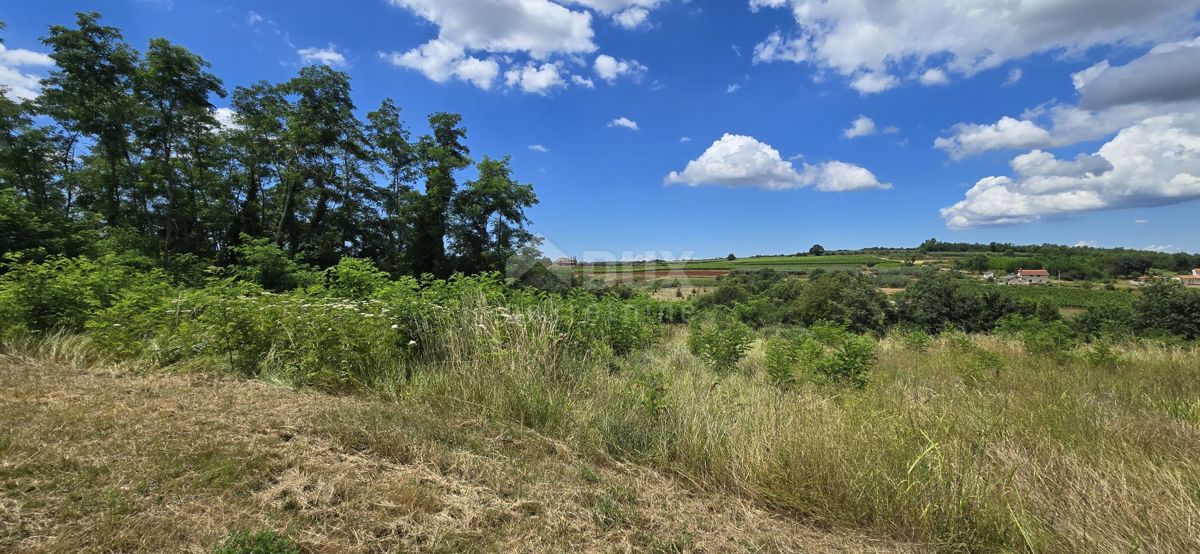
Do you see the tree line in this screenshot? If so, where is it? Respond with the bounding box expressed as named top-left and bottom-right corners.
top-left (0, 13), bottom-right (537, 278)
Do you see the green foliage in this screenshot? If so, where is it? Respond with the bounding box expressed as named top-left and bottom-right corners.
top-left (230, 236), bottom-right (319, 292)
top-left (323, 257), bottom-right (389, 299)
top-left (687, 310), bottom-right (754, 372)
top-left (765, 324), bottom-right (876, 388)
top-left (996, 315), bottom-right (1077, 354)
top-left (0, 254), bottom-right (159, 334)
top-left (1132, 282), bottom-right (1200, 340)
top-left (214, 529), bottom-right (299, 554)
top-left (897, 270), bottom-right (1033, 333)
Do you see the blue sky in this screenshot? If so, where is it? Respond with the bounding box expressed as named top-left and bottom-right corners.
top-left (3, 0), bottom-right (1200, 259)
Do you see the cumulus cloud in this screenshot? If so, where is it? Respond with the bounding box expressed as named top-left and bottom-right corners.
top-left (935, 117), bottom-right (1053, 160)
top-left (381, 40), bottom-right (500, 90)
top-left (528, 144), bottom-right (549, 153)
top-left (843, 115), bottom-right (876, 138)
top-left (384, 0), bottom-right (660, 92)
top-left (940, 114), bottom-right (1200, 228)
top-left (0, 43), bottom-right (54, 101)
top-left (297, 45), bottom-right (347, 67)
top-left (938, 38), bottom-right (1200, 158)
top-left (748, 0), bottom-right (1200, 93)
top-left (504, 63), bottom-right (566, 94)
top-left (665, 134), bottom-right (889, 191)
top-left (918, 68), bottom-right (949, 86)
top-left (571, 74), bottom-right (595, 88)
top-left (561, 0), bottom-right (664, 29)
top-left (607, 116), bottom-right (639, 130)
top-left (594, 54), bottom-right (646, 83)
top-left (850, 71), bottom-right (897, 94)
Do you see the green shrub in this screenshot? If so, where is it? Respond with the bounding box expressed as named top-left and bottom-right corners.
top-left (996, 315), bottom-right (1076, 354)
top-left (0, 255), bottom-right (158, 335)
top-left (687, 310), bottom-right (754, 372)
top-left (765, 324), bottom-right (876, 388)
top-left (323, 257), bottom-right (390, 299)
top-left (229, 236), bottom-right (319, 292)
top-left (214, 529), bottom-right (299, 554)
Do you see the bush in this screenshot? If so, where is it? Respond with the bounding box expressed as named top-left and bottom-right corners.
top-left (214, 529), bottom-right (299, 554)
top-left (230, 236), bottom-right (319, 292)
top-left (765, 324), bottom-right (876, 388)
top-left (323, 257), bottom-right (390, 299)
top-left (688, 310), bottom-right (754, 372)
top-left (0, 255), bottom-right (159, 335)
top-left (996, 315), bottom-right (1076, 354)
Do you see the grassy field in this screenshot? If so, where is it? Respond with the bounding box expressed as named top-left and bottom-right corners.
top-left (4, 323), bottom-right (1199, 552)
top-left (0, 338), bottom-right (902, 553)
top-left (577, 254), bottom-right (902, 274)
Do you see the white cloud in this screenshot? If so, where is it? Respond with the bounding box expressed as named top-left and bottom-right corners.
top-left (381, 40), bottom-right (499, 90)
top-left (0, 43), bottom-right (54, 101)
top-left (664, 133), bottom-right (889, 191)
top-left (806, 160), bottom-right (892, 191)
top-left (384, 0), bottom-right (602, 92)
top-left (918, 68), bottom-right (949, 86)
top-left (1005, 68), bottom-right (1023, 86)
top-left (749, 0), bottom-right (1200, 93)
top-left (679, 136), bottom-right (692, 143)
top-left (1074, 240), bottom-right (1098, 247)
top-left (454, 56), bottom-right (502, 89)
top-left (938, 38), bottom-right (1200, 158)
top-left (612, 7), bottom-right (650, 29)
top-left (607, 116), bottom-right (639, 130)
top-left (389, 0), bottom-right (595, 58)
top-left (297, 45), bottom-right (347, 67)
top-left (843, 115), bottom-right (876, 139)
top-left (941, 114), bottom-right (1200, 228)
top-left (752, 31), bottom-right (807, 64)
top-left (1143, 244), bottom-right (1176, 253)
top-left (935, 117), bottom-right (1053, 160)
top-left (594, 54), bottom-right (646, 82)
top-left (528, 144), bottom-right (549, 153)
top-left (1135, 219), bottom-right (1148, 224)
top-left (212, 107), bottom-right (242, 130)
top-left (726, 83), bottom-right (741, 93)
top-left (571, 74), bottom-right (596, 88)
top-left (504, 63), bottom-right (567, 94)
top-left (247, 11), bottom-right (265, 25)
top-left (562, 0), bottom-right (664, 28)
top-left (850, 71), bottom-right (896, 94)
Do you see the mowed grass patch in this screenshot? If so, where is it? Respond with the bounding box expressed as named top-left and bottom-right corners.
top-left (0, 355), bottom-right (905, 553)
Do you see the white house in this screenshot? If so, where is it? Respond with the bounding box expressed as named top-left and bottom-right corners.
top-left (1003, 268), bottom-right (1050, 285)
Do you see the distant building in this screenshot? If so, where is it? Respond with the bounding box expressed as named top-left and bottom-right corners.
top-left (1003, 268), bottom-right (1050, 285)
top-left (981, 271), bottom-right (995, 280)
top-left (1018, 269), bottom-right (1051, 283)
top-left (1177, 268), bottom-right (1200, 288)
top-left (553, 257), bottom-right (577, 267)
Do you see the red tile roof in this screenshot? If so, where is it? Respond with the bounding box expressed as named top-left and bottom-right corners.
top-left (1180, 275), bottom-right (1200, 280)
top-left (1019, 269), bottom-right (1050, 277)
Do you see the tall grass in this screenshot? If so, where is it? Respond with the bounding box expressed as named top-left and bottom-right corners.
top-left (7, 293), bottom-right (1199, 552)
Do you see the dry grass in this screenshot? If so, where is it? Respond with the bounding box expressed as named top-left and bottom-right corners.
top-left (0, 355), bottom-right (908, 553)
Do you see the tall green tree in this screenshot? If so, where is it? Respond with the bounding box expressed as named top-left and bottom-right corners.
top-left (38, 12), bottom-right (139, 227)
top-left (135, 37), bottom-right (225, 258)
top-left (450, 156), bottom-right (537, 274)
top-left (412, 112), bottom-right (470, 277)
top-left (365, 98), bottom-right (417, 273)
